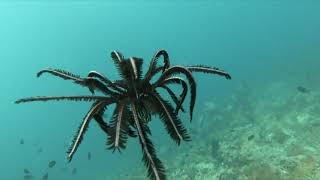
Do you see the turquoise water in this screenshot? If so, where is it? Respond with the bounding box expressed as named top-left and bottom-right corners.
top-left (1, 1), bottom-right (320, 180)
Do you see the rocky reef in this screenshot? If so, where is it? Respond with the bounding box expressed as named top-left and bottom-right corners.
top-left (118, 81), bottom-right (320, 180)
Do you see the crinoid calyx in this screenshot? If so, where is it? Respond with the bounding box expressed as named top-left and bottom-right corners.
top-left (15, 49), bottom-right (231, 180)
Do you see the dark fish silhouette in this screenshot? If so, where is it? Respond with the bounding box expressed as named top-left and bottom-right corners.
top-left (24, 168), bottom-right (30, 174)
top-left (71, 168), bottom-right (77, 175)
top-left (42, 173), bottom-right (48, 180)
top-left (24, 174), bottom-right (33, 180)
top-left (297, 86), bottom-right (310, 93)
top-left (88, 152), bottom-right (91, 160)
top-left (247, 134), bottom-right (255, 141)
top-left (48, 160), bottom-right (56, 168)
top-left (20, 139), bottom-right (24, 145)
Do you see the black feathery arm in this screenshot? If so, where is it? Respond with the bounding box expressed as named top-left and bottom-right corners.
top-left (155, 66), bottom-right (196, 121)
top-left (15, 95), bottom-right (111, 104)
top-left (94, 114), bottom-right (110, 135)
top-left (127, 127), bottom-right (137, 138)
top-left (150, 91), bottom-right (190, 144)
top-left (110, 51), bottom-right (124, 65)
top-left (67, 101), bottom-right (107, 161)
top-left (157, 76), bottom-right (188, 113)
top-left (131, 103), bottom-right (166, 180)
top-left (93, 103), bottom-right (110, 135)
top-left (186, 65), bottom-right (231, 79)
top-left (94, 104), bottom-right (131, 138)
top-left (107, 102), bottom-right (130, 152)
top-left (128, 57), bottom-right (139, 80)
top-left (36, 68), bottom-right (111, 95)
top-left (154, 49), bottom-right (170, 71)
top-left (126, 108), bottom-right (139, 138)
top-left (110, 51), bottom-right (129, 81)
top-left (136, 100), bottom-right (152, 125)
top-left (37, 68), bottom-right (82, 81)
top-left (113, 80), bottom-right (127, 89)
top-left (87, 71), bottom-right (126, 93)
top-left (75, 77), bottom-right (120, 97)
top-left (110, 54), bottom-right (139, 98)
top-left (126, 58), bottom-right (140, 99)
top-left (143, 49), bottom-right (170, 83)
top-left (158, 85), bottom-right (185, 113)
top-left (110, 51), bottom-right (139, 93)
top-left (131, 57), bottom-right (144, 80)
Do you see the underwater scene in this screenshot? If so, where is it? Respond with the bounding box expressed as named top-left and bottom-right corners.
top-left (1, 1), bottom-right (320, 180)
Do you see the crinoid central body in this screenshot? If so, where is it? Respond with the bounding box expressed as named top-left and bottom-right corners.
top-left (16, 50), bottom-right (231, 180)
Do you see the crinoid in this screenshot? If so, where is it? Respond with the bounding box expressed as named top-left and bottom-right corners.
top-left (15, 49), bottom-right (231, 180)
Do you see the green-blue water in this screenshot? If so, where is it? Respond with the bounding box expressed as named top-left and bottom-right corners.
top-left (1, 1), bottom-right (320, 180)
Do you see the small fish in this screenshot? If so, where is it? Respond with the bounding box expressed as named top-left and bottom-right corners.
top-left (48, 160), bottom-right (56, 168)
top-left (24, 174), bottom-right (34, 180)
top-left (88, 152), bottom-right (91, 160)
top-left (71, 168), bottom-right (77, 175)
top-left (247, 134), bottom-right (255, 141)
top-left (20, 139), bottom-right (24, 145)
top-left (42, 173), bottom-right (48, 180)
top-left (24, 168), bottom-right (30, 174)
top-left (297, 86), bottom-right (310, 93)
